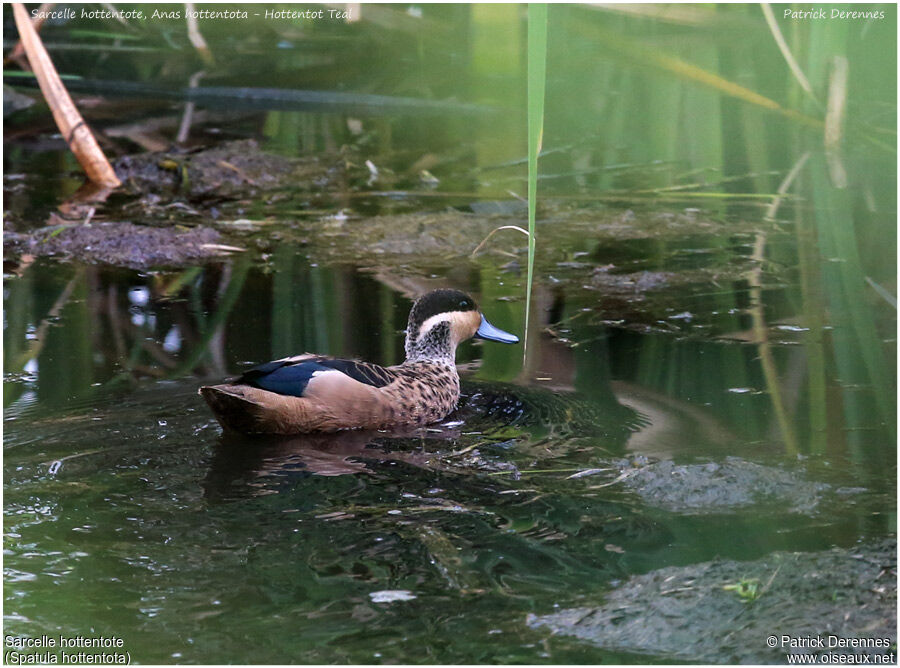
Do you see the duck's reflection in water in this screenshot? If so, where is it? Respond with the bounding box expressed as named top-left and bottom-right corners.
top-left (202, 424), bottom-right (464, 499)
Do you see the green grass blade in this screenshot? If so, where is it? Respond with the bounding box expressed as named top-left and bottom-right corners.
top-left (526, 2), bottom-right (547, 361)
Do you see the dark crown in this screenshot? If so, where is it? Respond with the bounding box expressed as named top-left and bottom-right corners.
top-left (408, 289), bottom-right (477, 329)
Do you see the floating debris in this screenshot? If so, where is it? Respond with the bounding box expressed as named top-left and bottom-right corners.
top-left (369, 590), bottom-right (417, 603)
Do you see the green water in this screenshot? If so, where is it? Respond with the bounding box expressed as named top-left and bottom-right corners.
top-left (3, 4), bottom-right (896, 664)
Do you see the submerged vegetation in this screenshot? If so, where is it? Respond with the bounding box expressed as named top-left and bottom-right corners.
top-left (3, 3), bottom-right (896, 664)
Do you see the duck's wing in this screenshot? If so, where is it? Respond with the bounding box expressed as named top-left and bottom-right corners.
top-left (237, 355), bottom-right (397, 398)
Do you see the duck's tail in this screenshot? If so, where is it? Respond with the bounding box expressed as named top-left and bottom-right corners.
top-left (199, 384), bottom-right (268, 435)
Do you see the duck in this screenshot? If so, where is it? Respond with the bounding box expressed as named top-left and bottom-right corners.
top-left (199, 289), bottom-right (519, 434)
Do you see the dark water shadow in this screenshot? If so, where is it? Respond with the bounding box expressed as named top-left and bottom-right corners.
top-left (202, 426), bottom-right (456, 500)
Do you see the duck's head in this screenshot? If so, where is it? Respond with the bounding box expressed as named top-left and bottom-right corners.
top-left (404, 289), bottom-right (519, 364)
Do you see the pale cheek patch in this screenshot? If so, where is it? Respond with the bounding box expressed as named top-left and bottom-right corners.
top-left (417, 311), bottom-right (479, 346)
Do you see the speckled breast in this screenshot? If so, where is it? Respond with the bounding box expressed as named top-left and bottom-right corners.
top-left (383, 363), bottom-right (461, 426)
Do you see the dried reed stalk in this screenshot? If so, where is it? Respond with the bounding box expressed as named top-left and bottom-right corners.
top-left (11, 2), bottom-right (121, 189)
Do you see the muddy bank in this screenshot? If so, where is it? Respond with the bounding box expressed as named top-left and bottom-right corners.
top-left (528, 539), bottom-right (897, 664)
top-left (4, 139), bottom-right (770, 331)
top-left (4, 222), bottom-right (235, 269)
top-left (614, 457), bottom-right (831, 514)
top-left (3, 140), bottom-right (352, 269)
top-left (296, 208), bottom-right (746, 266)
top-left (114, 139), bottom-right (347, 198)
top-left (5, 140), bottom-right (763, 287)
